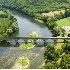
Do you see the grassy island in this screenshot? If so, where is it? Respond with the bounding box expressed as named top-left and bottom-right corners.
top-left (28, 31), bottom-right (38, 42)
top-left (18, 57), bottom-right (28, 67)
top-left (12, 56), bottom-right (29, 69)
top-left (19, 43), bottom-right (34, 49)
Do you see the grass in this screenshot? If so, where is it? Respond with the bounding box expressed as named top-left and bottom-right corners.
top-left (56, 17), bottom-right (70, 27)
top-left (19, 58), bottom-right (28, 67)
top-left (19, 43), bottom-right (33, 49)
top-left (42, 9), bottom-right (65, 16)
top-left (29, 34), bottom-right (37, 37)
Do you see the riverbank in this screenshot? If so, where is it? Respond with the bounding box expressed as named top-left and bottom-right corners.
top-left (0, 9), bottom-right (19, 37)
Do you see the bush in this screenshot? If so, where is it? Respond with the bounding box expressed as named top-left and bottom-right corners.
top-left (19, 58), bottom-right (28, 67)
top-left (19, 43), bottom-right (33, 49)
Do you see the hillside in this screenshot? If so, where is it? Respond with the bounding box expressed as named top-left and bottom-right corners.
top-left (0, 0), bottom-right (70, 17)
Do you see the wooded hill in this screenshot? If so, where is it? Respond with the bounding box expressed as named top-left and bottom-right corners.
top-left (0, 0), bottom-right (70, 17)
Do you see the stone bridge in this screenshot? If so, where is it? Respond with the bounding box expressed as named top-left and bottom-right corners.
top-left (0, 37), bottom-right (70, 45)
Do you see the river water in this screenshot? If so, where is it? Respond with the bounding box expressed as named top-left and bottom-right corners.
top-left (0, 10), bottom-right (52, 69)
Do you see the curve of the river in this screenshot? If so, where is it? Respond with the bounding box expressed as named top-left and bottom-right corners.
top-left (0, 10), bottom-right (52, 69)
top-left (11, 10), bottom-right (52, 37)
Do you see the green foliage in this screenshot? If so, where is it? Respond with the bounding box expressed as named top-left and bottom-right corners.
top-left (65, 9), bottom-right (70, 17)
top-left (44, 62), bottom-right (56, 69)
top-left (62, 41), bottom-right (70, 54)
top-left (67, 33), bottom-right (70, 37)
top-left (29, 34), bottom-right (37, 38)
top-left (19, 43), bottom-right (33, 49)
top-left (19, 58), bottom-right (28, 66)
top-left (52, 27), bottom-right (62, 37)
top-left (44, 42), bottom-right (70, 69)
top-left (56, 17), bottom-right (70, 27)
top-left (0, 0), bottom-right (70, 17)
top-left (44, 45), bottom-right (61, 61)
top-left (28, 31), bottom-right (38, 42)
top-left (0, 0), bottom-right (70, 37)
top-left (60, 54), bottom-right (70, 69)
top-left (0, 9), bottom-right (18, 37)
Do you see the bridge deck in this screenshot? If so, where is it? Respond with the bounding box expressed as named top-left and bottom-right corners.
top-left (0, 37), bottom-right (70, 39)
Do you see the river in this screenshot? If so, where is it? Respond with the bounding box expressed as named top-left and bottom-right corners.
top-left (0, 10), bottom-right (52, 69)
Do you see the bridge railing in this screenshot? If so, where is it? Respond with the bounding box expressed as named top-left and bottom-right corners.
top-left (0, 37), bottom-right (70, 39)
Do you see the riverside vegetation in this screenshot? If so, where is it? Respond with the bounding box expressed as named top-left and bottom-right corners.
top-left (0, 9), bottom-right (19, 37)
top-left (42, 40), bottom-right (70, 69)
top-left (0, 0), bottom-right (70, 69)
top-left (1, 0), bottom-right (70, 37)
top-left (13, 56), bottom-right (29, 69)
top-left (19, 31), bottom-right (38, 49)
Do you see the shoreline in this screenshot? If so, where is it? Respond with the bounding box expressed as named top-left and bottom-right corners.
top-left (1, 6), bottom-right (52, 35)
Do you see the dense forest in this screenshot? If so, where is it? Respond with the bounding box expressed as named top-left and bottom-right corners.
top-left (43, 40), bottom-right (70, 69)
top-left (0, 9), bottom-right (18, 37)
top-left (0, 0), bottom-right (70, 37)
top-left (0, 0), bottom-right (70, 69)
top-left (0, 0), bottom-right (70, 17)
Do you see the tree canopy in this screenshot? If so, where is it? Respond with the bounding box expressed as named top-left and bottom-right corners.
top-left (0, 9), bottom-right (19, 37)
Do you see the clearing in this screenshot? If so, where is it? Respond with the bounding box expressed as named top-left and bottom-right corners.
top-left (42, 10), bottom-right (65, 16)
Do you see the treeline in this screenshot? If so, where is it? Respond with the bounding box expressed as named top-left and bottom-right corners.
top-left (43, 40), bottom-right (70, 69)
top-left (37, 9), bottom-right (70, 37)
top-left (0, 9), bottom-right (19, 37)
top-left (0, 0), bottom-right (70, 17)
top-left (0, 0), bottom-right (70, 37)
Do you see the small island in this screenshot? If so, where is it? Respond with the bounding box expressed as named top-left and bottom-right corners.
top-left (19, 43), bottom-right (35, 49)
top-left (12, 56), bottom-right (29, 69)
top-left (28, 31), bottom-right (38, 38)
top-left (28, 31), bottom-right (38, 42)
top-left (19, 31), bottom-right (38, 49)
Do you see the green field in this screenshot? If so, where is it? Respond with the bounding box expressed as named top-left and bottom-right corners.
top-left (56, 17), bottom-right (70, 27)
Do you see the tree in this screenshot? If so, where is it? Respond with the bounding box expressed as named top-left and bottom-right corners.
top-left (42, 16), bottom-right (48, 22)
top-left (60, 54), bottom-right (70, 69)
top-left (67, 33), bottom-right (70, 37)
top-left (44, 45), bottom-right (60, 62)
top-left (62, 41), bottom-right (70, 54)
top-left (61, 28), bottom-right (66, 37)
top-left (65, 9), bottom-right (70, 17)
top-left (44, 62), bottom-right (57, 69)
top-left (52, 27), bottom-right (61, 37)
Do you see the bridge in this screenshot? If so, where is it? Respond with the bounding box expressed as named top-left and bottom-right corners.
top-left (0, 37), bottom-right (70, 45)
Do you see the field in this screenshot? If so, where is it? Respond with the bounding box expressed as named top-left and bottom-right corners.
top-left (56, 17), bottom-right (70, 27)
top-left (42, 10), bottom-right (65, 16)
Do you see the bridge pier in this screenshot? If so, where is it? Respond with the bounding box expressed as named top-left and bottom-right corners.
top-left (54, 39), bottom-right (58, 45)
top-left (24, 39), bottom-right (28, 44)
top-left (43, 39), bottom-right (46, 44)
top-left (34, 39), bottom-right (37, 44)
top-left (6, 40), bottom-right (9, 44)
top-left (15, 39), bottom-right (19, 44)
